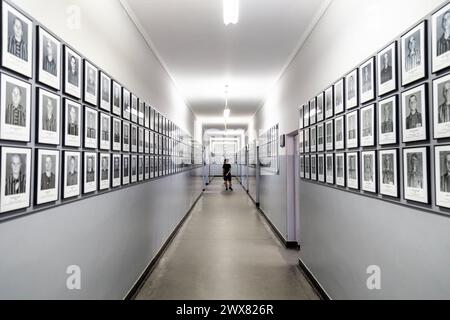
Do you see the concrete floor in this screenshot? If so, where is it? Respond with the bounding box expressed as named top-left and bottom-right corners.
top-left (135, 179), bottom-right (319, 300)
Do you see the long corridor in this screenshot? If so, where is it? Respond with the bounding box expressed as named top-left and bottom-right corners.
top-left (135, 179), bottom-right (319, 300)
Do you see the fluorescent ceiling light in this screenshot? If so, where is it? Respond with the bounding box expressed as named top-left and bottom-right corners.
top-left (223, 0), bottom-right (239, 25)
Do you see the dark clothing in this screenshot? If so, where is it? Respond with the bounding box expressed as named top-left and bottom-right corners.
top-left (5, 174), bottom-right (26, 195)
top-left (223, 164), bottom-right (231, 181)
top-left (41, 173), bottom-right (55, 190)
top-left (8, 36), bottom-right (27, 61)
top-left (438, 34), bottom-right (450, 56)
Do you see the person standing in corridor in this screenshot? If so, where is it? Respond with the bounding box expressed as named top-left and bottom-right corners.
top-left (223, 159), bottom-right (233, 191)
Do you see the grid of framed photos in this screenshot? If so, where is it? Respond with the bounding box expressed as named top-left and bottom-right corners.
top-left (258, 124), bottom-right (279, 175)
top-left (0, 0), bottom-right (201, 219)
top-left (299, 1), bottom-right (450, 215)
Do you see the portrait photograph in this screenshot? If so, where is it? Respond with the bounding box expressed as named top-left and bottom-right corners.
top-left (325, 86), bottom-right (334, 119)
top-left (2, 2), bottom-right (33, 77)
top-left (404, 147), bottom-right (428, 204)
top-left (154, 111), bottom-right (160, 133)
top-left (310, 126), bottom-right (317, 153)
top-left (360, 104), bottom-right (375, 147)
top-left (145, 156), bottom-right (150, 180)
top-left (345, 69), bottom-right (358, 109)
top-left (158, 156), bottom-right (163, 177)
top-left (336, 153), bottom-right (345, 187)
top-left (36, 149), bottom-right (59, 205)
top-left (310, 154), bottom-right (317, 181)
top-left (433, 73), bottom-right (450, 138)
top-left (131, 155), bottom-right (137, 183)
top-left (145, 104), bottom-right (150, 128)
top-left (316, 92), bottom-right (324, 122)
top-left (112, 154), bottom-right (121, 188)
top-left (304, 103), bottom-right (310, 127)
top-left (0, 73), bottom-right (31, 142)
top-left (309, 98), bottom-right (316, 125)
top-left (334, 79), bottom-right (345, 114)
top-left (401, 22), bottom-right (426, 86)
top-left (318, 154), bottom-right (325, 182)
top-left (64, 46), bottom-right (81, 98)
top-left (63, 151), bottom-right (80, 199)
top-left (335, 116), bottom-right (345, 150)
top-left (84, 60), bottom-right (98, 106)
top-left (123, 88), bottom-right (131, 120)
top-left (361, 151), bottom-right (376, 193)
top-left (100, 72), bottom-right (111, 112)
top-left (325, 120), bottom-right (334, 151)
top-left (326, 154), bottom-right (334, 184)
top-left (139, 127), bottom-right (144, 154)
top-left (84, 107), bottom-right (98, 149)
top-left (99, 113), bottom-right (111, 150)
top-left (138, 155), bottom-right (144, 181)
top-left (378, 42), bottom-right (397, 96)
top-left (150, 107), bottom-right (155, 131)
top-left (150, 156), bottom-right (155, 179)
top-left (317, 123), bottom-right (324, 152)
top-left (123, 122), bottom-right (130, 152)
top-left (359, 57), bottom-right (375, 104)
top-left (83, 152), bottom-right (97, 194)
top-left (99, 153), bottom-right (110, 190)
top-left (346, 110), bottom-right (359, 149)
top-left (38, 27), bottom-right (61, 90)
top-left (122, 154), bottom-right (130, 185)
top-left (131, 124), bottom-right (138, 153)
top-left (435, 145), bottom-right (450, 208)
top-left (305, 155), bottom-right (310, 180)
top-left (304, 128), bottom-right (310, 153)
top-left (379, 149), bottom-right (398, 197)
top-left (299, 130), bottom-right (304, 154)
top-left (131, 94), bottom-right (138, 123)
top-left (402, 84), bottom-right (427, 143)
top-left (38, 88), bottom-right (60, 145)
top-left (432, 3), bottom-right (450, 72)
top-left (145, 129), bottom-right (150, 154)
top-left (299, 105), bottom-right (304, 129)
top-left (346, 152), bottom-right (359, 190)
top-left (378, 96), bottom-right (397, 145)
top-left (64, 99), bottom-right (81, 147)
top-left (112, 117), bottom-right (121, 151)
top-left (0, 147), bottom-right (31, 213)
top-left (112, 81), bottom-right (122, 116)
top-left (300, 155), bottom-right (305, 179)
top-left (139, 100), bottom-right (145, 126)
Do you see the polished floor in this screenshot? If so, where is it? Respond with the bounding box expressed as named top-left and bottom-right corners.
top-left (135, 179), bottom-right (319, 300)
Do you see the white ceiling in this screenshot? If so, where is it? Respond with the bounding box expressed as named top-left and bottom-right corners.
top-left (122, 0), bottom-right (330, 125)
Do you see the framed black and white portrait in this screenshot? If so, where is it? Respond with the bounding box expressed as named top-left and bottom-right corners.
top-left (304, 103), bottom-right (310, 127)
top-left (435, 145), bottom-right (450, 208)
top-left (83, 152), bottom-right (97, 194)
top-left (84, 60), bottom-right (98, 106)
top-left (38, 88), bottom-right (60, 145)
top-left (379, 149), bottom-right (398, 197)
top-left (112, 154), bottom-right (121, 188)
top-left (38, 27), bottom-right (61, 90)
top-left (112, 81), bottom-right (122, 116)
top-left (401, 22), bottom-right (426, 86)
top-left (131, 155), bottom-right (137, 183)
top-left (378, 96), bottom-right (397, 145)
top-left (99, 153), bottom-right (110, 190)
top-left (432, 3), bottom-right (450, 73)
top-left (317, 123), bottom-right (324, 152)
top-left (123, 122), bottom-right (130, 152)
top-left (334, 79), bottom-right (345, 114)
top-left (2, 2), bottom-right (33, 78)
top-left (310, 154), bottom-right (317, 181)
top-left (298, 105), bottom-right (304, 129)
top-left (131, 94), bottom-right (138, 123)
top-left (346, 152), bottom-right (359, 190)
top-left (345, 69), bottom-right (358, 109)
top-left (131, 124), bottom-right (138, 153)
top-left (138, 127), bottom-right (144, 154)
top-left (99, 113), bottom-right (110, 150)
top-left (145, 104), bottom-right (150, 128)
top-left (64, 46), bottom-right (81, 98)
top-left (346, 110), bottom-right (359, 149)
top-left (0, 147), bottom-right (31, 213)
top-left (139, 100), bottom-right (145, 126)
top-left (316, 92), bottom-right (324, 122)
top-left (336, 153), bottom-right (345, 187)
top-left (433, 73), bottom-right (450, 138)
top-left (84, 107), bottom-right (98, 149)
top-left (401, 84), bottom-right (427, 143)
top-left (64, 99), bottom-right (81, 147)
top-left (63, 151), bottom-right (80, 199)
top-left (378, 42), bottom-right (397, 96)
top-left (299, 156), bottom-right (305, 179)
top-left (403, 147), bottom-right (428, 203)
top-left (145, 129), bottom-right (150, 154)
top-left (325, 120), bottom-right (334, 151)
top-left (150, 156), bottom-right (155, 179)
top-left (299, 130), bottom-right (304, 154)
top-left (305, 155), bottom-right (310, 180)
top-left (309, 98), bottom-right (316, 125)
top-left (359, 57), bottom-right (375, 104)
top-left (112, 117), bottom-right (121, 151)
top-left (318, 154), bottom-right (325, 182)
top-left (150, 107), bottom-right (155, 131)
top-left (361, 151), bottom-right (376, 193)
top-left (99, 72), bottom-right (111, 112)
top-left (145, 156), bottom-right (150, 180)
top-left (310, 126), bottom-right (317, 153)
top-left (335, 116), bottom-right (344, 150)
top-left (326, 154), bottom-right (334, 184)
top-left (122, 154), bottom-right (130, 185)
top-left (154, 111), bottom-right (160, 133)
top-left (138, 155), bottom-right (144, 181)
top-left (325, 86), bottom-right (334, 119)
top-left (0, 73), bottom-right (31, 142)
top-left (360, 104), bottom-right (375, 147)
top-left (304, 128), bottom-right (310, 153)
top-left (122, 88), bottom-right (131, 120)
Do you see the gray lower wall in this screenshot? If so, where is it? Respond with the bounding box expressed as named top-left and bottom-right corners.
top-left (0, 168), bottom-right (203, 299)
top-left (299, 181), bottom-right (450, 300)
